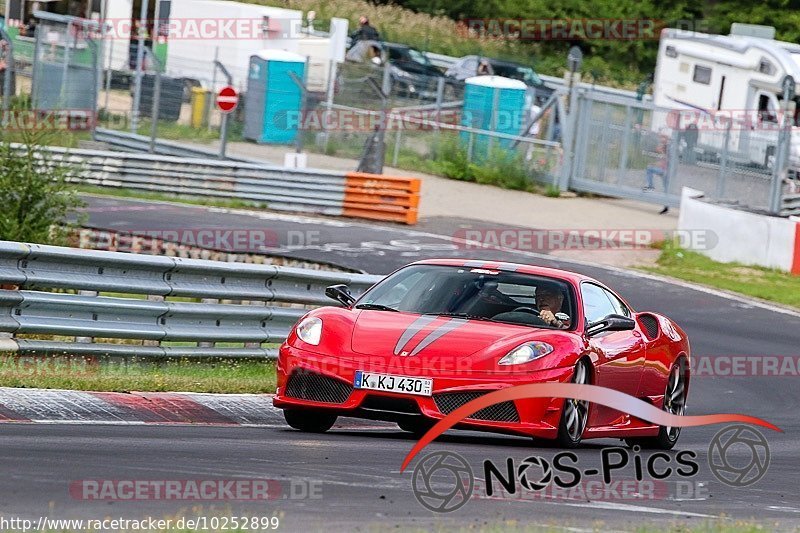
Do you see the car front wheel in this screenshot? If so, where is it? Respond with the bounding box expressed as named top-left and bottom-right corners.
top-left (555, 360), bottom-right (590, 448)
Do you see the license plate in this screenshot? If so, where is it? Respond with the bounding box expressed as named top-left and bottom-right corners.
top-left (354, 371), bottom-right (432, 397)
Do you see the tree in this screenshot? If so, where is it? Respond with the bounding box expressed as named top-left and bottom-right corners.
top-left (0, 128), bottom-right (85, 245)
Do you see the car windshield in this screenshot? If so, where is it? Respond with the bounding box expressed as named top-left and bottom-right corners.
top-left (390, 46), bottom-right (431, 66)
top-left (492, 63), bottom-right (542, 86)
top-left (356, 264), bottom-right (575, 329)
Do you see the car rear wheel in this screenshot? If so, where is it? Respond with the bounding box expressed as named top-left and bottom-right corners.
top-left (626, 362), bottom-right (686, 450)
top-left (555, 360), bottom-right (590, 448)
top-left (283, 409), bottom-right (337, 433)
top-left (397, 417), bottom-right (435, 437)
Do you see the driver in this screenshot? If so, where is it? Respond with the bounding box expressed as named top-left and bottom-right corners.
top-left (535, 285), bottom-right (568, 328)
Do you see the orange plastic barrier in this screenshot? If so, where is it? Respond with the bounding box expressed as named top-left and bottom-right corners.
top-left (343, 172), bottom-right (421, 225)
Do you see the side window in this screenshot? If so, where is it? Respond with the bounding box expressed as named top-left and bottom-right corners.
top-left (602, 288), bottom-right (631, 317)
top-left (581, 283), bottom-right (617, 324)
top-left (693, 65), bottom-right (712, 85)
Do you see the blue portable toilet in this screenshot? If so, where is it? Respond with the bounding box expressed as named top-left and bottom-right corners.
top-left (244, 50), bottom-right (307, 144)
top-left (461, 76), bottom-right (527, 159)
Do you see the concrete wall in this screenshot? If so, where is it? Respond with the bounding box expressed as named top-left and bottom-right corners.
top-left (678, 187), bottom-right (800, 274)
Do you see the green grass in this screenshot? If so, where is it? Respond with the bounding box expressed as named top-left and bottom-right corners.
top-left (643, 244), bottom-right (800, 309)
top-left (0, 355), bottom-right (276, 393)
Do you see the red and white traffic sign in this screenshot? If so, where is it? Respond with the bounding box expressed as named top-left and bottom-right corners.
top-left (216, 86), bottom-right (239, 113)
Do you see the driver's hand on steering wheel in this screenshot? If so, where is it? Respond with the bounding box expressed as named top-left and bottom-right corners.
top-left (539, 309), bottom-right (557, 325)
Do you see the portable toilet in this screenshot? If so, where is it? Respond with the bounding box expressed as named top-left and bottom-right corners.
top-left (460, 76), bottom-right (527, 160)
top-left (244, 50), bottom-right (307, 144)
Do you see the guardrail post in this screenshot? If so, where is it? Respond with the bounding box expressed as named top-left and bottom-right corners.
top-left (198, 298), bottom-right (218, 348)
top-left (143, 294), bottom-right (164, 347)
top-left (245, 300), bottom-right (266, 349)
top-left (75, 290), bottom-right (98, 343)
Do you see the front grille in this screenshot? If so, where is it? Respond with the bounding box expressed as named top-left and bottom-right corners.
top-left (285, 371), bottom-right (352, 404)
top-left (638, 314), bottom-right (660, 340)
top-left (433, 391), bottom-right (519, 423)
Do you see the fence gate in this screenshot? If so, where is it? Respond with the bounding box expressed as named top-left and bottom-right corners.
top-left (565, 89), bottom-right (789, 213)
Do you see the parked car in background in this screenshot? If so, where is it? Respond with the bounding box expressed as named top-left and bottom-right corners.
top-left (446, 55), bottom-right (552, 100)
top-left (346, 40), bottom-right (452, 101)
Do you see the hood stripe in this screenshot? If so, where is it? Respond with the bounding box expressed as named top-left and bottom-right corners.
top-left (409, 318), bottom-right (469, 356)
top-left (393, 315), bottom-right (439, 355)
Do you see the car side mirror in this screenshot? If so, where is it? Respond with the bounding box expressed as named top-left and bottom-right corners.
top-left (586, 314), bottom-right (636, 337)
top-left (325, 284), bottom-right (356, 307)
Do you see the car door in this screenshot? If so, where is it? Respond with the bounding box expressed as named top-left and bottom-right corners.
top-left (581, 283), bottom-right (646, 428)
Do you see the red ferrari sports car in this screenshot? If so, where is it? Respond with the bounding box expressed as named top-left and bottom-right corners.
top-left (274, 259), bottom-right (690, 449)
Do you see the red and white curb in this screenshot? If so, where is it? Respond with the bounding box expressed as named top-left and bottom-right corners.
top-left (0, 388), bottom-right (391, 429)
top-left (0, 388), bottom-right (283, 426)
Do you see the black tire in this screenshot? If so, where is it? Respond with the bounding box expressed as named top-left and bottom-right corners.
top-left (397, 417), bottom-right (435, 437)
top-left (283, 409), bottom-right (337, 433)
top-left (626, 361), bottom-right (687, 450)
top-left (554, 360), bottom-right (591, 448)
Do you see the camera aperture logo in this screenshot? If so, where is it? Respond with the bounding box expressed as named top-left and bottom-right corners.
top-left (708, 425), bottom-right (770, 487)
top-left (411, 451), bottom-right (473, 513)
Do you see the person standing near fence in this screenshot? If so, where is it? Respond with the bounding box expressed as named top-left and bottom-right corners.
top-left (349, 16), bottom-right (380, 48)
top-left (643, 128), bottom-right (671, 214)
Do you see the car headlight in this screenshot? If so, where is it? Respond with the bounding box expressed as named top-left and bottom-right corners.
top-left (296, 316), bottom-right (322, 345)
top-left (498, 341), bottom-right (553, 365)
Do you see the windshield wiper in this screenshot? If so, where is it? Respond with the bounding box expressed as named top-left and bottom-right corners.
top-left (354, 303), bottom-right (400, 312)
top-left (424, 312), bottom-right (496, 322)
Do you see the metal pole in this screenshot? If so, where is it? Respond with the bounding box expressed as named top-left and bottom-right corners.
top-left (61, 22), bottom-right (74, 107)
top-left (31, 24), bottom-right (41, 107)
top-left (716, 119), bottom-right (732, 199)
top-left (488, 87), bottom-right (500, 155)
top-left (130, 0), bottom-right (149, 133)
top-left (147, 49), bottom-right (162, 154)
top-left (87, 30), bottom-right (100, 140)
top-left (208, 46), bottom-right (218, 132)
top-left (323, 58), bottom-right (337, 153)
top-left (219, 108), bottom-right (229, 160)
top-left (0, 26), bottom-right (15, 113)
top-left (213, 60), bottom-right (233, 160)
top-left (103, 36), bottom-right (113, 121)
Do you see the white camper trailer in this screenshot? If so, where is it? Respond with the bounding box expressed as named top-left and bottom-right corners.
top-left (653, 24), bottom-right (800, 172)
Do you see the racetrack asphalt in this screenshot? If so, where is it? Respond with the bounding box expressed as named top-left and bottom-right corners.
top-left (3, 194), bottom-right (795, 531)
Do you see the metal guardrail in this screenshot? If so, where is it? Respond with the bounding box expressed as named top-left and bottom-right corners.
top-left (0, 241), bottom-right (381, 359)
top-left (29, 144), bottom-right (421, 224)
top-left (93, 128), bottom-right (262, 163)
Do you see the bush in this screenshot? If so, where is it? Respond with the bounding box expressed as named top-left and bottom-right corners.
top-left (0, 129), bottom-right (85, 245)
